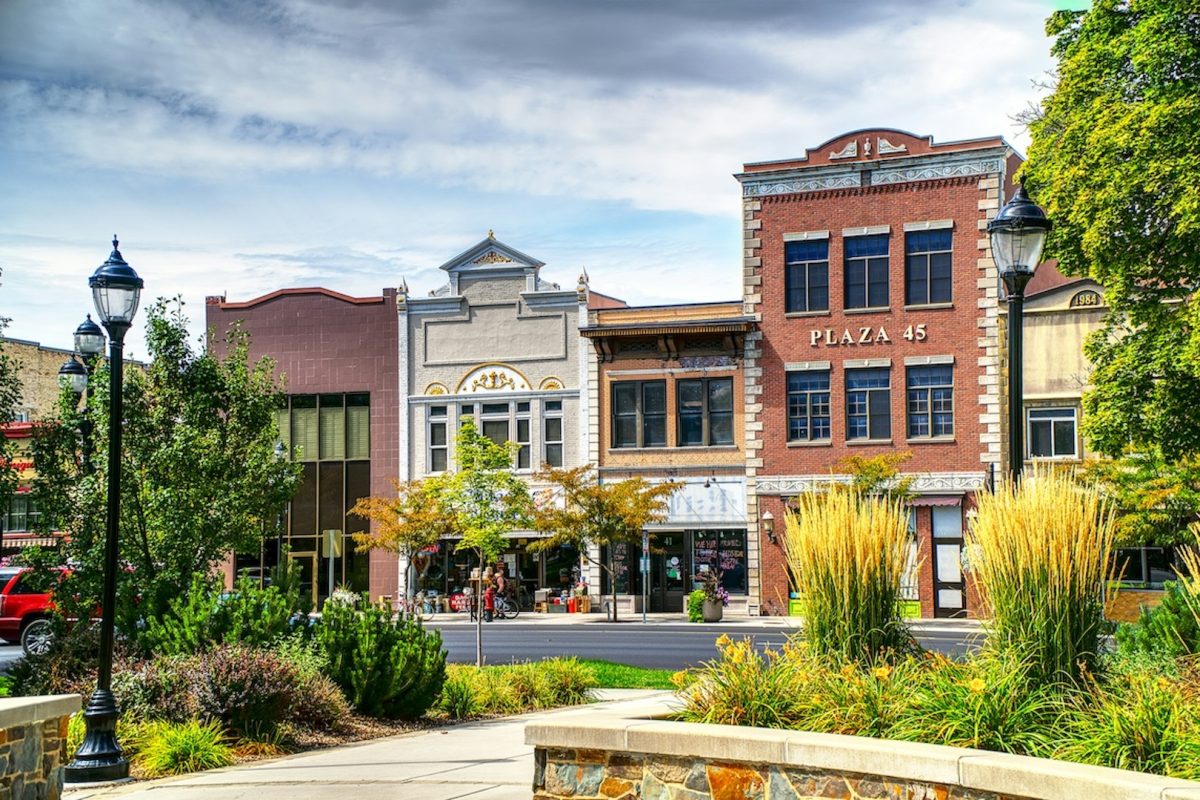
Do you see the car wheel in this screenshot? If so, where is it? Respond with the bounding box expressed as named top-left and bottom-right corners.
top-left (21, 618), bottom-right (55, 657)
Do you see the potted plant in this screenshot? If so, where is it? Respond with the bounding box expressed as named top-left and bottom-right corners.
top-left (695, 571), bottom-right (729, 622)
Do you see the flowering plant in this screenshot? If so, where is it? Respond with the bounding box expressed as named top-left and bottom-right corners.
top-left (573, 581), bottom-right (589, 597)
top-left (696, 570), bottom-right (729, 606)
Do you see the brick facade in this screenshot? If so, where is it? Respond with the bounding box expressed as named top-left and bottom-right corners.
top-left (738, 129), bottom-right (1020, 617)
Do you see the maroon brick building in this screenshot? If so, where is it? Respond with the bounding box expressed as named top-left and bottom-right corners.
top-left (737, 129), bottom-right (1021, 618)
top-left (206, 287), bottom-right (402, 607)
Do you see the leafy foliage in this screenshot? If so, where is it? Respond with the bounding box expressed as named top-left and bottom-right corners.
top-left (192, 645), bottom-right (299, 738)
top-left (686, 590), bottom-right (704, 623)
top-left (530, 464), bottom-right (680, 623)
top-left (1023, 1), bottom-right (1200, 459)
top-left (314, 593), bottom-right (446, 719)
top-left (833, 452), bottom-right (915, 502)
top-left (1081, 452), bottom-right (1200, 546)
top-left (28, 299), bottom-right (300, 639)
top-left (0, 298), bottom-right (24, 521)
top-left (350, 478), bottom-right (458, 599)
top-left (435, 658), bottom-right (596, 719)
top-left (1116, 580), bottom-right (1200, 658)
top-left (143, 564), bottom-right (306, 656)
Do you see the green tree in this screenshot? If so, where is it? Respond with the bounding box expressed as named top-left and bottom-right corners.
top-left (29, 298), bottom-right (301, 641)
top-left (350, 478), bottom-right (460, 601)
top-left (1022, 0), bottom-right (1200, 459)
top-left (440, 418), bottom-right (531, 666)
top-left (530, 465), bottom-right (680, 623)
top-left (1080, 451), bottom-right (1200, 546)
top-left (834, 452), bottom-right (915, 503)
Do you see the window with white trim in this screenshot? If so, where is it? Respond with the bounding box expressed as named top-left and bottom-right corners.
top-left (428, 405), bottom-right (448, 473)
top-left (543, 400), bottom-right (563, 467)
top-left (1028, 408), bottom-right (1078, 459)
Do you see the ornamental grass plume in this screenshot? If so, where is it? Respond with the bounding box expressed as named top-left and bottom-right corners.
top-left (782, 488), bottom-right (915, 664)
top-left (968, 466), bottom-right (1116, 685)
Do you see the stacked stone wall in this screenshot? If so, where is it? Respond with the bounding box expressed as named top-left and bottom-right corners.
top-left (0, 696), bottom-right (79, 800)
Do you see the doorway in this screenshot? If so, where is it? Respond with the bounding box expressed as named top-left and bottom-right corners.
top-left (288, 551), bottom-right (319, 612)
top-left (649, 533), bottom-right (687, 612)
top-left (931, 505), bottom-right (966, 618)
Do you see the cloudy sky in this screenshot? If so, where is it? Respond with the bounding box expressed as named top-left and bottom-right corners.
top-left (0, 0), bottom-right (1073, 358)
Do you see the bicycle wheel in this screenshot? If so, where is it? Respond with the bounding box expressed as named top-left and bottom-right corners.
top-left (500, 596), bottom-right (520, 620)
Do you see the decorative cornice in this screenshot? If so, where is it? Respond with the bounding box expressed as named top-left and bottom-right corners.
top-left (871, 157), bottom-right (1005, 186)
top-left (744, 174), bottom-right (860, 197)
top-left (756, 472), bottom-right (987, 496)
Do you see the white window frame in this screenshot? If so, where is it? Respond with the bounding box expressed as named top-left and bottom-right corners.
top-left (427, 405), bottom-right (448, 473)
top-left (1027, 407), bottom-right (1079, 460)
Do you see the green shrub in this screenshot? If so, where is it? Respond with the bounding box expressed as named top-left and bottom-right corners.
top-left (686, 590), bottom-right (704, 623)
top-left (506, 662), bottom-right (555, 709)
top-left (782, 490), bottom-right (915, 663)
top-left (1116, 580), bottom-right (1200, 658)
top-left (315, 594), bottom-right (446, 719)
top-left (888, 654), bottom-right (1060, 755)
top-left (143, 566), bottom-right (306, 656)
top-left (273, 636), bottom-right (350, 731)
top-left (192, 645), bottom-right (299, 738)
top-left (537, 658), bottom-right (597, 705)
top-left (1053, 672), bottom-right (1200, 779)
top-left (678, 636), bottom-right (810, 729)
top-left (112, 655), bottom-right (198, 722)
top-left (969, 468), bottom-right (1116, 685)
top-left (437, 668), bottom-right (480, 719)
top-left (133, 720), bottom-right (234, 778)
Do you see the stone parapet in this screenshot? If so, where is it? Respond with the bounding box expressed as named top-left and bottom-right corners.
top-left (0, 694), bottom-right (80, 800)
top-left (526, 698), bottom-right (1200, 800)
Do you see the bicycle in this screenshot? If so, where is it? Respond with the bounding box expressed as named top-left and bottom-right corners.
top-left (494, 593), bottom-right (520, 620)
top-left (397, 591), bottom-right (438, 621)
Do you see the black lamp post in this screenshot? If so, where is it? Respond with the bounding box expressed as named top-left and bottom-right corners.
top-left (65, 237), bottom-right (143, 784)
top-left (72, 315), bottom-right (106, 473)
top-left (988, 182), bottom-right (1052, 482)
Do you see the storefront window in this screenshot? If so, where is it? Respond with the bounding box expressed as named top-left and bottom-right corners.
top-left (599, 542), bottom-right (636, 595)
top-left (691, 529), bottom-right (747, 594)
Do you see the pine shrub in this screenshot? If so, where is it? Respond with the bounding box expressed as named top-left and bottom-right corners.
top-left (1116, 580), bottom-right (1200, 658)
top-left (315, 594), bottom-right (446, 719)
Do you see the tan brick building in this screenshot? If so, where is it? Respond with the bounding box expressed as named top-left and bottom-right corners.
top-left (581, 302), bottom-right (755, 614)
top-left (737, 128), bottom-right (1022, 617)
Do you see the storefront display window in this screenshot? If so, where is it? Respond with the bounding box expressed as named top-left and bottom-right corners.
top-left (691, 529), bottom-right (747, 594)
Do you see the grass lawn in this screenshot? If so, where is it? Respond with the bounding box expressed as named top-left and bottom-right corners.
top-left (579, 660), bottom-right (675, 690)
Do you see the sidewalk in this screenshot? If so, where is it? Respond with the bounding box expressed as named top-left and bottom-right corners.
top-left (425, 610), bottom-right (985, 632)
top-left (64, 690), bottom-right (671, 800)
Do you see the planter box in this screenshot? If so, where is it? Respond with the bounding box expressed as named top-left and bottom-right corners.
top-left (547, 602), bottom-right (567, 613)
top-left (788, 599), bottom-right (803, 616)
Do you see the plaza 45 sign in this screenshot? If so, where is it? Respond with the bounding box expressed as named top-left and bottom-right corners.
top-left (809, 324), bottom-right (927, 347)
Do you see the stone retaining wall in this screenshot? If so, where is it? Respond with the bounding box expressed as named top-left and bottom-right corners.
top-left (526, 697), bottom-right (1200, 800)
top-left (0, 695), bottom-right (81, 800)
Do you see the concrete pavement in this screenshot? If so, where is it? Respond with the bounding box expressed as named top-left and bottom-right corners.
top-left (64, 689), bottom-right (673, 800)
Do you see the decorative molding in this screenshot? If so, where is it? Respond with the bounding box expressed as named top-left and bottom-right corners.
top-left (757, 472), bottom-right (987, 496)
top-left (903, 219), bottom-right (954, 232)
top-left (903, 355), bottom-right (955, 366)
top-left (455, 363), bottom-right (533, 394)
top-left (829, 140), bottom-right (858, 160)
top-left (872, 157), bottom-right (1005, 185)
top-left (843, 225), bottom-right (891, 237)
top-left (743, 174), bottom-right (860, 197)
top-left (424, 382), bottom-right (449, 396)
top-left (877, 137), bottom-right (908, 155)
top-left (539, 376), bottom-right (564, 391)
top-left (784, 360), bottom-right (831, 372)
top-left (473, 250), bottom-right (515, 265)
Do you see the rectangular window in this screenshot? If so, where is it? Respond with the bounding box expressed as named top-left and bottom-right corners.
top-left (3, 496), bottom-right (40, 533)
top-left (905, 230), bottom-right (953, 305)
top-left (846, 367), bottom-right (891, 440)
top-left (844, 234), bottom-right (890, 310)
top-left (516, 416), bottom-right (531, 470)
top-left (1028, 408), bottom-right (1078, 459)
top-left (691, 529), bottom-right (748, 594)
top-left (611, 380), bottom-right (666, 448)
top-left (786, 370), bottom-right (831, 442)
top-left (345, 394), bottom-right (370, 460)
top-left (676, 378), bottom-right (734, 447)
top-left (428, 405), bottom-right (447, 473)
top-left (906, 365), bottom-right (954, 438)
top-left (543, 400), bottom-right (563, 467)
top-left (318, 395), bottom-right (345, 460)
top-left (290, 395), bottom-right (318, 461)
top-left (784, 240), bottom-right (829, 313)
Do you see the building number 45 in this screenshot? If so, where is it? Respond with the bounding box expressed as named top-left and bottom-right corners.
top-left (903, 324), bottom-right (927, 342)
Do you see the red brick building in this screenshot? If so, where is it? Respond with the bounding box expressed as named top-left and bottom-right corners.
top-left (737, 129), bottom-right (1021, 618)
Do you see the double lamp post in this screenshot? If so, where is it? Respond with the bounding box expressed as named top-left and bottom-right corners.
top-left (57, 237), bottom-right (143, 783)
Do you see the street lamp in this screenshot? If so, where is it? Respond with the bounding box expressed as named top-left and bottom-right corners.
top-left (65, 237), bottom-right (143, 784)
top-left (988, 181), bottom-right (1052, 481)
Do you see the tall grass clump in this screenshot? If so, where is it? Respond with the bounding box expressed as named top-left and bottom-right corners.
top-left (969, 466), bottom-right (1116, 685)
top-left (783, 488), bottom-right (915, 663)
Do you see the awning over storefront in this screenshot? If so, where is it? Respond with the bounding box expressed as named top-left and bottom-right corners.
top-left (909, 495), bottom-right (963, 507)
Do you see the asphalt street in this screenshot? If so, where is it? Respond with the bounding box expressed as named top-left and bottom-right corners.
top-left (427, 621), bottom-right (980, 668)
top-left (0, 623), bottom-right (979, 674)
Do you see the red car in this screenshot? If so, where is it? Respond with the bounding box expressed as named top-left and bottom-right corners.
top-left (0, 566), bottom-right (61, 656)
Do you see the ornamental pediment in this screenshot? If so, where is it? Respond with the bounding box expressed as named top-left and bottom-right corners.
top-left (437, 233), bottom-right (545, 275)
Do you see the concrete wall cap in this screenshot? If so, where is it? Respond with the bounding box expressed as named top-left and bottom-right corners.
top-left (957, 752), bottom-right (1199, 800)
top-left (784, 730), bottom-right (975, 785)
top-left (0, 694), bottom-right (81, 731)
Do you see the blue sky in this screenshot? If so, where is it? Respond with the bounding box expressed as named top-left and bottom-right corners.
top-left (0, 0), bottom-right (1059, 359)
